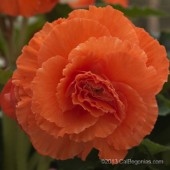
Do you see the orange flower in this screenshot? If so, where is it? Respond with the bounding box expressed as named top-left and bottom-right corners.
top-left (0, 0), bottom-right (58, 17)
top-left (104, 0), bottom-right (128, 7)
top-left (69, 0), bottom-right (128, 8)
top-left (0, 79), bottom-right (16, 120)
top-left (1, 6), bottom-right (169, 162)
top-left (69, 0), bottom-right (95, 8)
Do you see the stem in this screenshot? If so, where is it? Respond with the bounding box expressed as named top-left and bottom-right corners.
top-left (2, 114), bottom-right (51, 170)
top-left (0, 15), bottom-right (10, 64)
top-left (6, 16), bottom-right (17, 69)
top-left (2, 114), bottom-right (32, 170)
top-left (15, 128), bottom-right (31, 170)
top-left (2, 115), bottom-right (18, 170)
top-left (28, 152), bottom-right (41, 170)
top-left (16, 17), bottom-right (28, 57)
top-left (28, 153), bottom-right (52, 170)
top-left (0, 16), bottom-right (16, 69)
top-left (37, 156), bottom-right (52, 170)
top-left (0, 16), bottom-right (28, 69)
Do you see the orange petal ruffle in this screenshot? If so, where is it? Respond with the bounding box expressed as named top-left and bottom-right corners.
top-left (0, 79), bottom-right (16, 120)
top-left (0, 0), bottom-right (58, 17)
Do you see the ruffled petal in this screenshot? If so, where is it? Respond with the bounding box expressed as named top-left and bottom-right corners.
top-left (71, 71), bottom-right (125, 119)
top-left (135, 28), bottom-right (169, 94)
top-left (32, 56), bottom-right (97, 136)
top-left (70, 114), bottom-right (119, 142)
top-left (13, 22), bottom-right (56, 96)
top-left (0, 79), bottom-right (16, 120)
top-left (32, 56), bottom-right (67, 124)
top-left (66, 36), bottom-right (157, 97)
top-left (57, 106), bottom-right (97, 136)
top-left (38, 18), bottom-right (111, 64)
top-left (107, 82), bottom-right (157, 149)
top-left (16, 96), bottom-right (32, 132)
top-left (77, 143), bottom-right (93, 160)
top-left (27, 113), bottom-right (88, 160)
top-left (94, 139), bottom-right (127, 163)
top-left (31, 56), bottom-right (66, 137)
top-left (69, 6), bottom-right (138, 43)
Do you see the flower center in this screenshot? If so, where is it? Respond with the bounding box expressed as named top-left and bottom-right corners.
top-left (70, 71), bottom-right (125, 120)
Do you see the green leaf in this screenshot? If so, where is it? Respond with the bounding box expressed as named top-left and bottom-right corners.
top-left (57, 158), bottom-right (79, 170)
top-left (157, 94), bottom-right (170, 116)
top-left (2, 115), bottom-right (18, 170)
top-left (95, 3), bottom-right (167, 18)
top-left (25, 16), bottom-right (46, 45)
top-left (45, 4), bottom-right (72, 22)
top-left (0, 69), bottom-right (12, 85)
top-left (162, 150), bottom-right (170, 166)
top-left (139, 139), bottom-right (170, 155)
top-left (112, 5), bottom-right (167, 18)
top-left (0, 29), bottom-right (8, 56)
top-left (37, 155), bottom-right (52, 170)
top-left (15, 128), bottom-right (31, 170)
top-left (57, 149), bottom-right (100, 170)
top-left (159, 31), bottom-right (170, 60)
